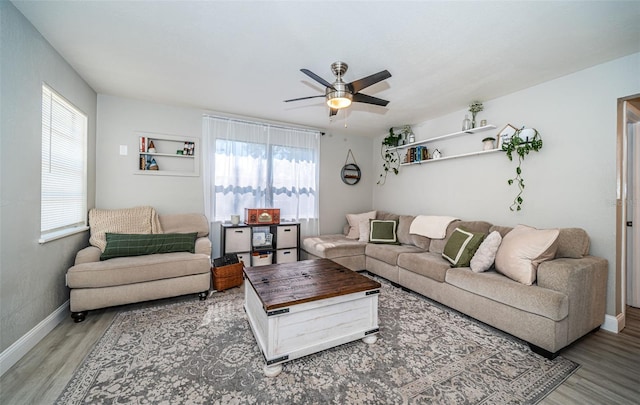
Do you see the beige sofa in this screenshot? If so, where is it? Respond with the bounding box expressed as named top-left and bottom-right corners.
top-left (302, 212), bottom-right (608, 358)
top-left (66, 210), bottom-right (212, 322)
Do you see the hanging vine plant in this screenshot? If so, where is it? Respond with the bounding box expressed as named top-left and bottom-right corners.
top-left (377, 127), bottom-right (401, 185)
top-left (502, 127), bottom-right (543, 211)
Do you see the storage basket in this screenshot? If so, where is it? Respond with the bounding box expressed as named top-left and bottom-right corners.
top-left (212, 262), bottom-right (244, 291)
top-left (251, 251), bottom-right (273, 266)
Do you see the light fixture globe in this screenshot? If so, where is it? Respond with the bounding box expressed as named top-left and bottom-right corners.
top-left (325, 78), bottom-right (352, 109)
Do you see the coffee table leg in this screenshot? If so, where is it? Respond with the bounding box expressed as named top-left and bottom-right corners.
top-left (362, 335), bottom-right (378, 344)
top-left (264, 363), bottom-right (283, 378)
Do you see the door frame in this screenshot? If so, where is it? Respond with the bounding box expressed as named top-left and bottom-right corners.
top-left (616, 94), bottom-right (640, 331)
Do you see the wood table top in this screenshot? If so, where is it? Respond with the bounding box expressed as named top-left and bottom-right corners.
top-left (244, 259), bottom-right (381, 311)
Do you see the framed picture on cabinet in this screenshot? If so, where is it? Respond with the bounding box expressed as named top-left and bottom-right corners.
top-left (496, 124), bottom-right (518, 149)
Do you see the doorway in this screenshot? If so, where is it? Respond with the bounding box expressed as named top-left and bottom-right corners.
top-left (617, 95), bottom-right (640, 330)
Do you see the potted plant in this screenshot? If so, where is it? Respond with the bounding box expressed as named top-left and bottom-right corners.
top-left (501, 127), bottom-right (543, 211)
top-left (377, 127), bottom-right (401, 185)
top-left (469, 101), bottom-right (484, 128)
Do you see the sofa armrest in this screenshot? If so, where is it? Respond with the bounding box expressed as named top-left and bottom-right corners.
top-left (195, 237), bottom-right (212, 256)
top-left (74, 246), bottom-right (102, 265)
top-left (537, 256), bottom-right (608, 343)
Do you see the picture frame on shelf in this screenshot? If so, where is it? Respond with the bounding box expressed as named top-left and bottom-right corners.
top-left (497, 124), bottom-right (518, 149)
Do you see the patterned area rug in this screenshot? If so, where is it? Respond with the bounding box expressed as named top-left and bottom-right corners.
top-left (57, 277), bottom-right (578, 404)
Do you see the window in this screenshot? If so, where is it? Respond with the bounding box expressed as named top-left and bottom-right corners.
top-left (40, 84), bottom-right (88, 243)
top-left (203, 116), bottom-right (320, 237)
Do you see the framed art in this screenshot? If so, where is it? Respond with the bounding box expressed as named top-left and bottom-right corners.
top-left (496, 124), bottom-right (518, 149)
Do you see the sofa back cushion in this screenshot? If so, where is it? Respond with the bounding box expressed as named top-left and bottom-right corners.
top-left (89, 206), bottom-right (163, 252)
top-left (490, 225), bottom-right (590, 259)
top-left (429, 220), bottom-right (491, 254)
top-left (159, 213), bottom-right (209, 237)
top-left (555, 228), bottom-right (590, 258)
top-left (397, 215), bottom-right (415, 245)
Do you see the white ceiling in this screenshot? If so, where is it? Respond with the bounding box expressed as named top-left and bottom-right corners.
top-left (12, 1), bottom-right (640, 137)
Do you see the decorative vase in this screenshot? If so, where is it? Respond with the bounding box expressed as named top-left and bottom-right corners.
top-left (471, 113), bottom-right (477, 129)
top-left (462, 115), bottom-right (472, 131)
top-left (482, 139), bottom-right (495, 151)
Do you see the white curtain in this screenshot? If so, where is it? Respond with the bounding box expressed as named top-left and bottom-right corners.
top-left (203, 115), bottom-right (320, 250)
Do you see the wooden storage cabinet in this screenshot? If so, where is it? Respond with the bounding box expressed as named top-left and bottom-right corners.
top-left (221, 222), bottom-right (300, 267)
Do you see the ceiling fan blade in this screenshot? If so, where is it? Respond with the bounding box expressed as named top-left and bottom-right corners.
top-left (352, 93), bottom-right (389, 107)
top-left (301, 69), bottom-right (335, 90)
top-left (348, 70), bottom-right (391, 93)
top-left (284, 95), bottom-right (325, 103)
top-left (329, 108), bottom-right (338, 117)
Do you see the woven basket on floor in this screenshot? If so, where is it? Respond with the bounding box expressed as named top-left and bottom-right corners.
top-left (212, 262), bottom-right (244, 291)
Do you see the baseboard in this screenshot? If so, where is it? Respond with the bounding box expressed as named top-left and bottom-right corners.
top-left (601, 312), bottom-right (625, 333)
top-left (0, 300), bottom-right (69, 377)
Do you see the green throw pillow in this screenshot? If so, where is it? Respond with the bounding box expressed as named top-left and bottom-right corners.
top-left (369, 219), bottom-right (399, 244)
top-left (442, 227), bottom-right (485, 267)
top-left (100, 232), bottom-right (198, 261)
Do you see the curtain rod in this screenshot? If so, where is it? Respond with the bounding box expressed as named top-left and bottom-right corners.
top-left (203, 114), bottom-right (321, 135)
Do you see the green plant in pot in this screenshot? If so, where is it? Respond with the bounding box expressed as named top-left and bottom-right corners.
top-left (502, 127), bottom-right (543, 211)
top-left (377, 127), bottom-right (401, 185)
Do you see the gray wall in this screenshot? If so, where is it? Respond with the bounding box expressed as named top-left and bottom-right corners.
top-left (373, 52), bottom-right (640, 316)
top-left (0, 2), bottom-right (97, 352)
top-left (96, 94), bottom-right (374, 242)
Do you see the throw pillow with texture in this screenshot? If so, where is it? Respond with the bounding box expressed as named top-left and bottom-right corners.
top-left (494, 224), bottom-right (559, 285)
top-left (470, 231), bottom-right (502, 273)
top-left (345, 211), bottom-right (376, 240)
top-left (369, 219), bottom-right (399, 244)
top-left (358, 219), bottom-right (371, 242)
top-left (100, 232), bottom-right (198, 261)
top-left (442, 227), bottom-right (485, 267)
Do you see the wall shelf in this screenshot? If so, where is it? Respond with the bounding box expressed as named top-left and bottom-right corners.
top-left (135, 132), bottom-right (199, 176)
top-left (395, 124), bottom-right (499, 164)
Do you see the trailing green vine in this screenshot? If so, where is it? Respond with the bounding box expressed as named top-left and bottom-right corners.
top-left (502, 127), bottom-right (543, 211)
top-left (377, 128), bottom-right (401, 185)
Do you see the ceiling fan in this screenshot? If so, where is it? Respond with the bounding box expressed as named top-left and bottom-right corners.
top-left (284, 61), bottom-right (391, 117)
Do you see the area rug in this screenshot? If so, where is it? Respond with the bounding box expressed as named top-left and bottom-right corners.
top-left (56, 277), bottom-right (578, 404)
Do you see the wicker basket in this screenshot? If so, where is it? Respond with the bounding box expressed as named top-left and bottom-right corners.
top-left (212, 262), bottom-right (244, 291)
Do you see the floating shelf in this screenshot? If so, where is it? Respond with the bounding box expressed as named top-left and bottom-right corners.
top-left (400, 148), bottom-right (502, 166)
top-left (392, 124), bottom-right (497, 151)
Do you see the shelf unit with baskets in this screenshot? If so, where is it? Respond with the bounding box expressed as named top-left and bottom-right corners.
top-left (136, 133), bottom-right (199, 176)
top-left (220, 222), bottom-right (300, 267)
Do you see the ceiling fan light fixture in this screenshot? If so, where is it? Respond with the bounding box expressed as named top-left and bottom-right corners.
top-left (326, 94), bottom-right (352, 109)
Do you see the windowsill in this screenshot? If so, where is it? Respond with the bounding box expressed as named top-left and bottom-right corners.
top-left (39, 226), bottom-right (90, 244)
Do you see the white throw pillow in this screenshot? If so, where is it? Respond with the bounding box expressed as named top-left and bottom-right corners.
top-left (495, 225), bottom-right (559, 285)
top-left (358, 219), bottom-right (371, 242)
top-left (345, 211), bottom-right (376, 240)
top-left (470, 231), bottom-right (502, 273)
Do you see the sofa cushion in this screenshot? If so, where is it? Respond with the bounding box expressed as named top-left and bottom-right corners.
top-left (397, 215), bottom-right (415, 245)
top-left (100, 233), bottom-right (198, 261)
top-left (346, 211), bottom-right (376, 239)
top-left (302, 234), bottom-right (367, 259)
top-left (442, 228), bottom-right (485, 267)
top-left (366, 243), bottom-right (423, 266)
top-left (495, 225), bottom-right (560, 285)
top-left (369, 219), bottom-right (399, 244)
top-left (470, 231), bottom-right (502, 273)
top-left (67, 252), bottom-right (211, 289)
top-left (445, 268), bottom-right (569, 321)
top-left (397, 251), bottom-right (451, 283)
top-left (158, 213), bottom-right (209, 237)
top-left (556, 228), bottom-right (590, 258)
top-left (411, 234), bottom-right (431, 251)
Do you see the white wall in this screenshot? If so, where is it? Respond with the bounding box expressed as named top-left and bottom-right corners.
top-left (0, 2), bottom-right (97, 352)
top-left (373, 53), bottom-right (640, 316)
top-left (319, 132), bottom-right (374, 234)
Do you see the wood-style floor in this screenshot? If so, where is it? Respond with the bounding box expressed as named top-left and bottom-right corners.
top-left (1, 295), bottom-right (639, 404)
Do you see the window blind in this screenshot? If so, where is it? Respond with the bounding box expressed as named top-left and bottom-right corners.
top-left (40, 85), bottom-right (88, 239)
